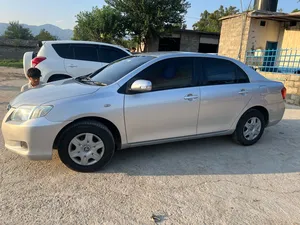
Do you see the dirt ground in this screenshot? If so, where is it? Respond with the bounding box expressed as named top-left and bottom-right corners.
top-left (1, 67), bottom-right (300, 225)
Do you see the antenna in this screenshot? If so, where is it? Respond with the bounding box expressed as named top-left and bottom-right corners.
top-left (240, 0), bottom-right (244, 11)
top-left (248, 0), bottom-right (254, 11)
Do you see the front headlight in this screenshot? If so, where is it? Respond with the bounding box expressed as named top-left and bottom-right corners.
top-left (10, 105), bottom-right (53, 122)
top-left (31, 106), bottom-right (53, 119)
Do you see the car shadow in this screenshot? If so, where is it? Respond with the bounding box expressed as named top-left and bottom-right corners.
top-left (103, 119), bottom-right (300, 176)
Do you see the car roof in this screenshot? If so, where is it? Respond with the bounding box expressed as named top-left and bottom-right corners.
top-left (138, 51), bottom-right (207, 57)
top-left (43, 40), bottom-right (130, 52)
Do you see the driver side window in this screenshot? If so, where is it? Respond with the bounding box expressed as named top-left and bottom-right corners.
top-left (132, 57), bottom-right (194, 92)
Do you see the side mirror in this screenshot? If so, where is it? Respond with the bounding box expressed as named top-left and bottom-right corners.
top-left (130, 79), bottom-right (152, 92)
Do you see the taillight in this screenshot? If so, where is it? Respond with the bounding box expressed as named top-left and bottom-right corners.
top-left (31, 56), bottom-right (46, 67)
top-left (281, 87), bottom-right (287, 100)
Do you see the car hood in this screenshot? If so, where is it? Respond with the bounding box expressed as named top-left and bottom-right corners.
top-left (10, 79), bottom-right (100, 107)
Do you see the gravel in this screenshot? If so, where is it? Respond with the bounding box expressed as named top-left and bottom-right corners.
top-left (1, 67), bottom-right (300, 225)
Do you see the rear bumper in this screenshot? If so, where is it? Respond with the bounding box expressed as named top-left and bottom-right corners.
top-left (1, 110), bottom-right (66, 160)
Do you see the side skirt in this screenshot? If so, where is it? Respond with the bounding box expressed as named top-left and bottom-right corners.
top-left (121, 130), bottom-right (234, 149)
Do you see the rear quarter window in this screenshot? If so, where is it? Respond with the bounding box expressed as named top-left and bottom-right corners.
top-left (52, 44), bottom-right (70, 58)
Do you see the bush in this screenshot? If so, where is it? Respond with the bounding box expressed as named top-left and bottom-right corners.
top-left (0, 59), bottom-right (23, 68)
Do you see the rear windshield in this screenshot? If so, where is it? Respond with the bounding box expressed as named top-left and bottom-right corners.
top-left (90, 56), bottom-right (154, 85)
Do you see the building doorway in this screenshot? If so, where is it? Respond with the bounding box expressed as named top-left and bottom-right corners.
top-left (198, 43), bottom-right (219, 53)
top-left (263, 41), bottom-right (278, 72)
top-left (158, 38), bottom-right (181, 51)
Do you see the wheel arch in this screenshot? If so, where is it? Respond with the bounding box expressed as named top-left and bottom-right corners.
top-left (53, 117), bottom-right (122, 151)
top-left (241, 106), bottom-right (269, 126)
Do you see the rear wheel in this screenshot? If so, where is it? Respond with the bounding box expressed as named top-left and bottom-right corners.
top-left (58, 120), bottom-right (115, 172)
top-left (233, 109), bottom-right (265, 146)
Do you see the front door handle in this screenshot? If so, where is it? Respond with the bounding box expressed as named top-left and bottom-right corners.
top-left (238, 89), bottom-right (249, 95)
top-left (184, 94), bottom-right (199, 101)
top-left (68, 64), bottom-right (77, 68)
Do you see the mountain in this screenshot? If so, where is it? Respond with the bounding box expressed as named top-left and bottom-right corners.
top-left (0, 23), bottom-right (73, 40)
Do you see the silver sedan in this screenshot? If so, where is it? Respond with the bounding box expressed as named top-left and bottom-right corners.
top-left (1, 52), bottom-right (286, 172)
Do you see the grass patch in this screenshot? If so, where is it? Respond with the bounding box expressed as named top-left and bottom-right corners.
top-left (0, 59), bottom-right (23, 68)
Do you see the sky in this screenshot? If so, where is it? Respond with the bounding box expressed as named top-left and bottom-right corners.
top-left (0, 0), bottom-right (299, 30)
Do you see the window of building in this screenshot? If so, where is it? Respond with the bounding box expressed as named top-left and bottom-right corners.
top-left (260, 21), bottom-right (266, 27)
top-left (290, 21), bottom-right (297, 27)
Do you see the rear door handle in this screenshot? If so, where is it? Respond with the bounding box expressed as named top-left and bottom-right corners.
top-left (238, 89), bottom-right (249, 95)
top-left (184, 94), bottom-right (199, 101)
top-left (68, 64), bottom-right (77, 68)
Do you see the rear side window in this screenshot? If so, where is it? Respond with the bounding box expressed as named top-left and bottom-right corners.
top-left (202, 58), bottom-right (249, 85)
top-left (70, 44), bottom-right (99, 62)
top-left (99, 46), bottom-right (129, 63)
top-left (52, 44), bottom-right (70, 58)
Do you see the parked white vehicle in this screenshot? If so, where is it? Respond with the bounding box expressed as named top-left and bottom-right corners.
top-left (23, 41), bottom-right (131, 82)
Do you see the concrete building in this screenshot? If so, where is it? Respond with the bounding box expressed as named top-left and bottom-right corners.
top-left (147, 29), bottom-right (220, 53)
top-left (218, 0), bottom-right (300, 106)
top-left (218, 11), bottom-right (300, 64)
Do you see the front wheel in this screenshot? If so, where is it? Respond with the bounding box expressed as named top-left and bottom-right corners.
top-left (232, 109), bottom-right (265, 146)
top-left (58, 121), bottom-right (115, 172)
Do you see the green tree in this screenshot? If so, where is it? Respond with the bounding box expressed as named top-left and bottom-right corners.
top-left (292, 8), bottom-right (300, 12)
top-left (35, 29), bottom-right (57, 41)
top-left (105, 0), bottom-right (190, 51)
top-left (277, 8), bottom-right (284, 12)
top-left (193, 6), bottom-right (240, 32)
top-left (73, 6), bottom-right (125, 43)
top-left (4, 21), bottom-right (34, 40)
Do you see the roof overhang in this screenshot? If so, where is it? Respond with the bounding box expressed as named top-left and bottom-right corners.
top-left (250, 13), bottom-right (300, 22)
top-left (220, 11), bottom-right (300, 22)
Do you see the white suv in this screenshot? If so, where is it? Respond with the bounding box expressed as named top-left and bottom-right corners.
top-left (23, 41), bottom-right (131, 82)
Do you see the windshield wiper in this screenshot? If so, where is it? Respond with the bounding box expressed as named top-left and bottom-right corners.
top-left (76, 76), bottom-right (107, 86)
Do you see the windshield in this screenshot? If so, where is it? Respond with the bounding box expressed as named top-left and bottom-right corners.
top-left (90, 56), bottom-right (154, 85)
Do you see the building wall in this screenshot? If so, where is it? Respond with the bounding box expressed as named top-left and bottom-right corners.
top-left (247, 19), bottom-right (281, 50)
top-left (260, 71), bottom-right (300, 106)
top-left (179, 32), bottom-right (199, 52)
top-left (218, 14), bottom-right (251, 62)
top-left (279, 23), bottom-right (300, 49)
top-left (0, 38), bottom-right (38, 60)
top-left (276, 23), bottom-right (300, 68)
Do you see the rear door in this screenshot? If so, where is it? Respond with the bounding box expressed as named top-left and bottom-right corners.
top-left (64, 44), bottom-right (104, 77)
top-left (196, 57), bottom-right (254, 134)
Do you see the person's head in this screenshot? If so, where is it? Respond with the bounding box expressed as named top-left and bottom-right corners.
top-left (130, 47), bottom-right (136, 53)
top-left (27, 68), bottom-right (41, 86)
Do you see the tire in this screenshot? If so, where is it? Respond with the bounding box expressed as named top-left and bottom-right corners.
top-left (58, 120), bottom-right (115, 172)
top-left (232, 109), bottom-right (265, 146)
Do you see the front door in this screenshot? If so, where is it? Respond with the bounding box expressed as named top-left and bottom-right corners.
top-left (124, 57), bottom-right (200, 143)
top-left (196, 57), bottom-right (253, 134)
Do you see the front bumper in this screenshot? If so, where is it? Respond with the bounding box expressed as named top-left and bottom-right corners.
top-left (1, 109), bottom-right (66, 160)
